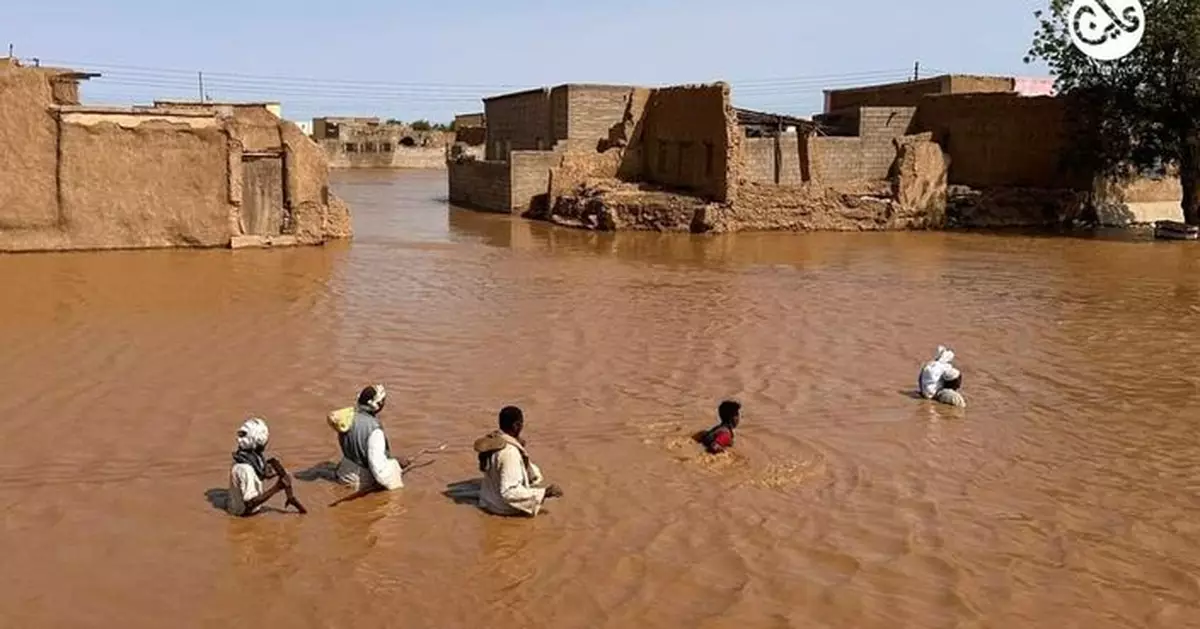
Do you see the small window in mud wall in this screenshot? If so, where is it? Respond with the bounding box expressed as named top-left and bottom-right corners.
top-left (657, 140), bottom-right (667, 172)
top-left (344, 143), bottom-right (358, 153)
top-left (400, 136), bottom-right (417, 147)
top-left (363, 142), bottom-right (377, 153)
top-left (704, 141), bottom-right (714, 177)
top-left (380, 143), bottom-right (393, 152)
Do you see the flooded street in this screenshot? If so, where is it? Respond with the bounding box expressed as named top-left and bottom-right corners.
top-left (4, 169), bottom-right (1200, 628)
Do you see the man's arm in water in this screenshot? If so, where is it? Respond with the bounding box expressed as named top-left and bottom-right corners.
top-left (237, 467), bottom-right (288, 515)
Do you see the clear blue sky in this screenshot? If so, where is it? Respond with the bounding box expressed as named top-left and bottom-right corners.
top-left (6, 0), bottom-right (1050, 123)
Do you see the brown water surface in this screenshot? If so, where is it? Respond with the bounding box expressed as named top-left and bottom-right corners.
top-left (3, 169), bottom-right (1200, 628)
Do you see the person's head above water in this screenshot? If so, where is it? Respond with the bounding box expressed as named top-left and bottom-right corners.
top-left (236, 417), bottom-right (269, 453)
top-left (357, 384), bottom-right (387, 415)
top-left (499, 405), bottom-right (524, 439)
top-left (718, 400), bottom-right (741, 429)
top-left (943, 373), bottom-right (962, 390)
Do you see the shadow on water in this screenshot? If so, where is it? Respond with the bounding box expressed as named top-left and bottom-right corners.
top-left (205, 488), bottom-right (229, 512)
top-left (295, 461), bottom-right (340, 483)
top-left (443, 479), bottom-right (483, 507)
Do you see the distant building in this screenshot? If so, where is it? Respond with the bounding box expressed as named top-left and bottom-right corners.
top-left (293, 120), bottom-right (313, 136)
top-left (454, 112), bottom-right (485, 128)
top-left (311, 116), bottom-right (451, 169)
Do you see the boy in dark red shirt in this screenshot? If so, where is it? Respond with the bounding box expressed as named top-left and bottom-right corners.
top-left (697, 400), bottom-right (741, 454)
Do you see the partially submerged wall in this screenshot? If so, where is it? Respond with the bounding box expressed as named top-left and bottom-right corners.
top-left (0, 64), bottom-right (59, 231)
top-left (448, 159), bottom-right (511, 212)
top-left (0, 63), bottom-right (351, 252)
top-left (58, 112), bottom-right (234, 249)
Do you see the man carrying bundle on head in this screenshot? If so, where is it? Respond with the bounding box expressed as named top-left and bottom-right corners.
top-left (918, 345), bottom-right (966, 408)
top-left (473, 405), bottom-right (562, 517)
top-left (329, 385), bottom-right (409, 502)
top-left (227, 417), bottom-right (306, 516)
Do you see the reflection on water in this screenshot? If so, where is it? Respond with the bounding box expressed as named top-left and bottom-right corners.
top-left (2, 168), bottom-right (1200, 628)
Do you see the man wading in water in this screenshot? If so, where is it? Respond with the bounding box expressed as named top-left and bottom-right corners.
top-left (227, 417), bottom-right (306, 516)
top-left (473, 405), bottom-right (562, 517)
top-left (918, 345), bottom-right (966, 407)
top-left (696, 400), bottom-right (741, 454)
top-left (329, 385), bottom-right (409, 503)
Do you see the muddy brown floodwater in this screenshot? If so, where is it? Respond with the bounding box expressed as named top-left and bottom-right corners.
top-left (3, 169), bottom-right (1200, 628)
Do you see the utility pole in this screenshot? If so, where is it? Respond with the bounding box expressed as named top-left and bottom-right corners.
top-left (913, 61), bottom-right (920, 81)
top-left (197, 71), bottom-right (205, 101)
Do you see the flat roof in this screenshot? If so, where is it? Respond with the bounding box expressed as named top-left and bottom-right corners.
top-left (153, 100), bottom-right (280, 106)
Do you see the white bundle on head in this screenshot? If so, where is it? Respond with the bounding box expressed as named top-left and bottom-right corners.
top-left (236, 417), bottom-right (270, 450)
top-left (935, 345), bottom-right (955, 363)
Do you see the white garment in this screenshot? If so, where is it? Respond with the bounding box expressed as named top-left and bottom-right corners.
top-left (335, 428), bottom-right (403, 491)
top-left (479, 436), bottom-right (547, 517)
top-left (227, 462), bottom-right (263, 516)
top-left (919, 345), bottom-right (961, 398)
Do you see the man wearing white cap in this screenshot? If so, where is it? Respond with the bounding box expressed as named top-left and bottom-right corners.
top-left (227, 417), bottom-right (304, 516)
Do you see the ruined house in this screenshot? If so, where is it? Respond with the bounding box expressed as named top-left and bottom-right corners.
top-left (312, 117), bottom-right (451, 169)
top-left (820, 74), bottom-right (1182, 227)
top-left (0, 59), bottom-right (350, 252)
top-left (447, 82), bottom-right (949, 232)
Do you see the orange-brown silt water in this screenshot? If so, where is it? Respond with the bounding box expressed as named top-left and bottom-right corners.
top-left (2, 169), bottom-right (1200, 628)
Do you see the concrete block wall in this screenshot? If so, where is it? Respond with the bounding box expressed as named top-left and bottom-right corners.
top-left (743, 138), bottom-right (776, 183)
top-left (809, 137), bottom-right (865, 184)
top-left (741, 135), bottom-right (806, 185)
top-left (510, 150), bottom-right (565, 213)
top-left (859, 107), bottom-right (916, 138)
top-left (448, 159), bottom-right (511, 212)
top-left (484, 89), bottom-right (553, 160)
top-left (567, 86), bottom-right (633, 153)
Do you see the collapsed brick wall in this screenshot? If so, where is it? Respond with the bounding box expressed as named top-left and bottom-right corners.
top-left (448, 159), bottom-right (511, 212)
top-left (641, 84), bottom-right (731, 201)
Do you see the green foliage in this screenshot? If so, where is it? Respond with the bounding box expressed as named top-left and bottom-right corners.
top-left (410, 119), bottom-right (432, 131)
top-left (1026, 0), bottom-right (1200, 179)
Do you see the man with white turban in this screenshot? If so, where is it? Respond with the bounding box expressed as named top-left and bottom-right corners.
top-left (331, 385), bottom-right (408, 497)
top-left (918, 345), bottom-right (966, 407)
top-left (227, 417), bottom-right (303, 516)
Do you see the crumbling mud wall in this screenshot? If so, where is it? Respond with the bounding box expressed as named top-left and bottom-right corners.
top-left (640, 84), bottom-right (733, 201)
top-left (57, 113), bottom-right (235, 249)
top-left (0, 63), bottom-right (351, 252)
top-left (0, 65), bottom-right (61, 230)
top-left (543, 135), bottom-right (951, 234)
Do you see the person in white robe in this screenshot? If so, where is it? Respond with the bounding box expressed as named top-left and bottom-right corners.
top-left (473, 405), bottom-right (562, 517)
top-left (918, 345), bottom-right (966, 407)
